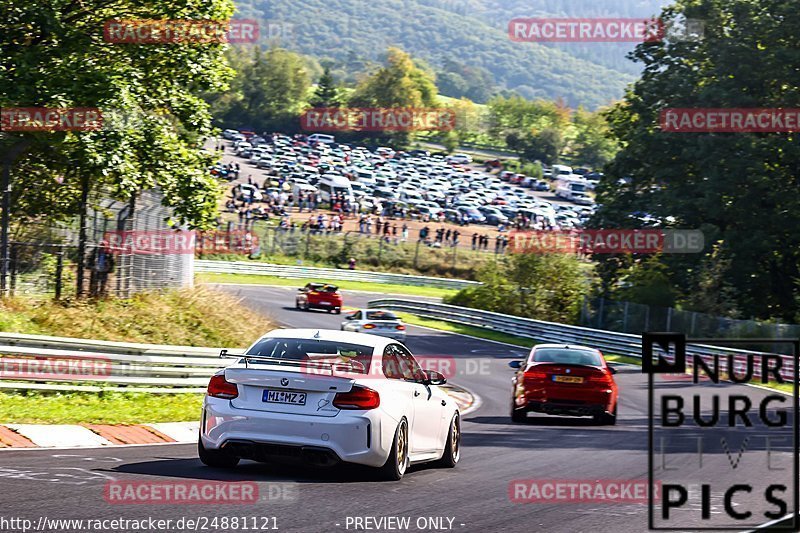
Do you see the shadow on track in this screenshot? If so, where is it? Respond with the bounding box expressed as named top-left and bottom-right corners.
top-left (108, 457), bottom-right (440, 484)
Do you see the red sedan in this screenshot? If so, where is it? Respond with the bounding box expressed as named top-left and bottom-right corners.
top-left (509, 344), bottom-right (618, 425)
top-left (295, 283), bottom-right (343, 314)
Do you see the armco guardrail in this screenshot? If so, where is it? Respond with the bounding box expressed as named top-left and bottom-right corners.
top-left (368, 299), bottom-right (797, 379)
top-left (0, 334), bottom-right (243, 393)
top-left (195, 260), bottom-right (479, 290)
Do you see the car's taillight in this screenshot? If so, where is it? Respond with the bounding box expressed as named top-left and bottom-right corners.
top-left (588, 372), bottom-right (613, 386)
top-left (333, 385), bottom-right (380, 410)
top-left (395, 324), bottom-right (406, 330)
top-left (363, 323), bottom-right (376, 329)
top-left (524, 370), bottom-right (548, 382)
top-left (208, 374), bottom-right (238, 399)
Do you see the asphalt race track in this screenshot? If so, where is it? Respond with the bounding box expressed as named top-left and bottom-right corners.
top-left (0, 284), bottom-right (793, 533)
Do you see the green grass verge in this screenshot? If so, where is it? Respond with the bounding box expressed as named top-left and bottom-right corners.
top-left (396, 312), bottom-right (536, 348)
top-left (197, 272), bottom-right (457, 299)
top-left (0, 391), bottom-right (203, 424)
top-left (0, 286), bottom-right (274, 346)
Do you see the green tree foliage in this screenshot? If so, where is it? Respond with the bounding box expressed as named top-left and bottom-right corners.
top-left (571, 107), bottom-right (619, 168)
top-left (310, 66), bottom-right (342, 107)
top-left (234, 0), bottom-right (670, 108)
top-left (1, 0), bottom-right (233, 230)
top-left (209, 47), bottom-right (311, 132)
top-left (349, 48), bottom-right (437, 108)
top-left (446, 253), bottom-right (588, 323)
top-left (592, 0), bottom-right (800, 321)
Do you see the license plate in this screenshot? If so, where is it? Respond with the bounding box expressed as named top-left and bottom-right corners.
top-left (379, 324), bottom-right (395, 329)
top-left (319, 301), bottom-right (332, 305)
top-left (553, 375), bottom-right (584, 384)
top-left (263, 390), bottom-right (307, 405)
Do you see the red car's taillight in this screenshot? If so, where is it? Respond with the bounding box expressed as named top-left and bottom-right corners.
top-left (208, 374), bottom-right (238, 399)
top-left (524, 369), bottom-right (549, 383)
top-left (588, 372), bottom-right (614, 386)
top-left (333, 385), bottom-right (380, 410)
top-left (395, 324), bottom-right (406, 330)
top-left (363, 323), bottom-right (376, 329)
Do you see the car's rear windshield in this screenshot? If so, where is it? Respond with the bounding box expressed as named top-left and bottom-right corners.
top-left (532, 348), bottom-right (602, 367)
top-left (245, 338), bottom-right (373, 374)
top-left (365, 311), bottom-right (398, 321)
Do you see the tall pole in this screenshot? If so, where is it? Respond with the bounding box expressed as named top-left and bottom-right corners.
top-left (0, 140), bottom-right (30, 297)
top-left (1, 162), bottom-right (11, 295)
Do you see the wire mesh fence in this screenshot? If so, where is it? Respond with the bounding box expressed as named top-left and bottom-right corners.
top-left (5, 189), bottom-right (193, 299)
top-left (580, 296), bottom-right (800, 339)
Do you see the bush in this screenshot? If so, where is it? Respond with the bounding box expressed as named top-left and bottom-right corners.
top-left (445, 253), bottom-right (589, 324)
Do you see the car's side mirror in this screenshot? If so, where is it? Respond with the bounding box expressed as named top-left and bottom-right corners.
top-left (424, 370), bottom-right (447, 386)
top-left (608, 366), bottom-right (618, 375)
top-left (297, 288), bottom-right (304, 292)
top-left (508, 360), bottom-right (523, 369)
top-left (344, 315), bottom-right (355, 320)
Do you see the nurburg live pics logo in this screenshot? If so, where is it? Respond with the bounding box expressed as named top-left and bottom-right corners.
top-left (643, 332), bottom-right (800, 530)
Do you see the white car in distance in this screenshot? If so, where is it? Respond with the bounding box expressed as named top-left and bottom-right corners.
top-left (341, 309), bottom-right (407, 341)
top-left (200, 329), bottom-right (461, 480)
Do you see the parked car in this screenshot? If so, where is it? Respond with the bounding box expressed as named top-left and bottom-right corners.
top-left (234, 183), bottom-right (263, 202)
top-left (200, 329), bottom-right (461, 480)
top-left (446, 153), bottom-right (472, 165)
top-left (295, 283), bottom-right (343, 314)
top-left (508, 344), bottom-right (618, 425)
top-left (341, 309), bottom-right (407, 341)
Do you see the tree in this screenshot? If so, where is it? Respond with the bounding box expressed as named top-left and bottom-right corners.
top-left (348, 48), bottom-right (440, 146)
top-left (349, 48), bottom-right (438, 108)
top-left (208, 47), bottom-right (310, 132)
top-left (310, 67), bottom-right (342, 108)
top-left (1, 0), bottom-right (234, 295)
top-left (593, 0), bottom-right (800, 321)
top-left (570, 107), bottom-right (619, 168)
top-left (446, 252), bottom-right (588, 323)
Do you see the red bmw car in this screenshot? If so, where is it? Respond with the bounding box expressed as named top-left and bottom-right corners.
top-left (509, 344), bottom-right (618, 425)
top-left (295, 282), bottom-right (343, 314)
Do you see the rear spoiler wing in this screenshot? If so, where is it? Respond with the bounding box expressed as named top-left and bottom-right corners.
top-left (220, 350), bottom-right (364, 374)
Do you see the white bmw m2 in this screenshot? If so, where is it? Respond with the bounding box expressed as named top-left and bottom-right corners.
top-left (199, 329), bottom-right (461, 480)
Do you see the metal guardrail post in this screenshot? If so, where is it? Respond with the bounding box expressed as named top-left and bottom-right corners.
top-left (54, 249), bottom-right (64, 300)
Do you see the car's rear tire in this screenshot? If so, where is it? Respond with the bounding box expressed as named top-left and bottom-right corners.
top-left (295, 301), bottom-right (301, 310)
top-left (594, 404), bottom-right (617, 426)
top-left (198, 438), bottom-right (240, 468)
top-left (510, 399), bottom-right (527, 423)
top-left (377, 418), bottom-right (409, 481)
top-left (435, 413), bottom-right (460, 468)
top-left (302, 302), bottom-right (309, 311)
top-left (335, 308), bottom-right (341, 314)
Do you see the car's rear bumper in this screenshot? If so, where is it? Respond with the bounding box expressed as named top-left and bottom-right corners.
top-left (520, 387), bottom-right (615, 416)
top-left (201, 397), bottom-right (393, 468)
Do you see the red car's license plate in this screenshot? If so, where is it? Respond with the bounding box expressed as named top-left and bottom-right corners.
top-left (553, 375), bottom-right (584, 384)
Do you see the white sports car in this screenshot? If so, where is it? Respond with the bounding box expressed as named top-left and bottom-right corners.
top-left (340, 309), bottom-right (407, 342)
top-left (199, 329), bottom-right (461, 480)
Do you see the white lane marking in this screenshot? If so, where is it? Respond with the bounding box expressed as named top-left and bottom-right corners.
top-left (0, 466), bottom-right (116, 485)
top-left (51, 454), bottom-right (123, 462)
